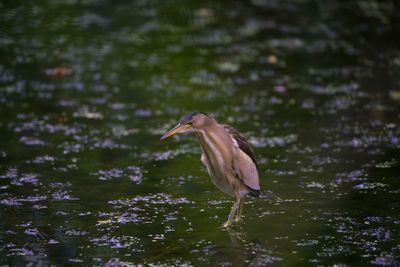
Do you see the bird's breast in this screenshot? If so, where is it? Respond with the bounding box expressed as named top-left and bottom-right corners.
top-left (195, 128), bottom-right (239, 197)
top-left (196, 129), bottom-right (233, 174)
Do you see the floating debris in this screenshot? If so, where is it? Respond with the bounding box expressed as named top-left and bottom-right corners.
top-left (389, 90), bottom-right (400, 101)
top-left (46, 67), bottom-right (71, 77)
top-left (19, 136), bottom-right (46, 146)
top-left (354, 182), bottom-right (387, 190)
top-left (250, 134), bottom-right (298, 147)
top-left (91, 165), bottom-right (143, 182)
top-left (216, 61), bottom-right (240, 73)
top-left (267, 54), bottom-right (278, 64)
top-left (73, 111), bottom-right (104, 120)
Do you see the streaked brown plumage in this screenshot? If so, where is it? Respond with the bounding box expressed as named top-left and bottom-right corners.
top-left (161, 112), bottom-right (260, 227)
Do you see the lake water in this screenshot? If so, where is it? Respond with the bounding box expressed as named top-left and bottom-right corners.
top-left (1, 0), bottom-right (400, 266)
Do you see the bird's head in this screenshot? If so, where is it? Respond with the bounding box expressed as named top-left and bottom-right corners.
top-left (160, 111), bottom-right (211, 140)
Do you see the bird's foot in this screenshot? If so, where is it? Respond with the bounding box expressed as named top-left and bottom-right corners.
top-left (222, 219), bottom-right (233, 228)
top-left (234, 215), bottom-right (242, 222)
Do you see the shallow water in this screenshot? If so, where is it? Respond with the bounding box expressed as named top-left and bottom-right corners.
top-left (1, 0), bottom-right (400, 266)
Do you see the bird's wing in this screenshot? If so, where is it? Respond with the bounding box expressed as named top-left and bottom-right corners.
top-left (220, 124), bottom-right (258, 169)
top-left (221, 124), bottom-right (260, 196)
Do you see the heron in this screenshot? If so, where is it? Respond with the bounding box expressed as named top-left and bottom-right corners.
top-left (161, 112), bottom-right (260, 227)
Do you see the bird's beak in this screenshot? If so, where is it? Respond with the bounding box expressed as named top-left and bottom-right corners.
top-left (160, 123), bottom-right (190, 140)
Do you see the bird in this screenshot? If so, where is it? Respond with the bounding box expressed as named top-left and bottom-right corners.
top-left (161, 112), bottom-right (260, 227)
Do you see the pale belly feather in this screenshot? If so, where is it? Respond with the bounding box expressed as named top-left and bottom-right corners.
top-left (201, 153), bottom-right (244, 198)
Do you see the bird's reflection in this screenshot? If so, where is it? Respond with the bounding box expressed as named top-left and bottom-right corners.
top-left (210, 226), bottom-right (264, 267)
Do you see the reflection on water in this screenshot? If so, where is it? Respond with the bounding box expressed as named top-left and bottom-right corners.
top-left (1, 0), bottom-right (400, 265)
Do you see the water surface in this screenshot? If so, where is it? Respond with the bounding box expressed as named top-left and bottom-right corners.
top-left (1, 0), bottom-right (400, 265)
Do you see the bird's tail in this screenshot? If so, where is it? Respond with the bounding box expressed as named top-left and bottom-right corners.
top-left (246, 186), bottom-right (260, 198)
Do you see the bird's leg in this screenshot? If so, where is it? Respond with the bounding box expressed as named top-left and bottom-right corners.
top-left (200, 153), bottom-right (207, 167)
top-left (223, 199), bottom-right (240, 228)
top-left (235, 198), bottom-right (244, 222)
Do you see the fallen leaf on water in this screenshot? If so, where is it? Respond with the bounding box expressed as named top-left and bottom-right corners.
top-left (46, 67), bottom-right (71, 77)
top-left (267, 54), bottom-right (278, 64)
top-left (389, 90), bottom-right (400, 101)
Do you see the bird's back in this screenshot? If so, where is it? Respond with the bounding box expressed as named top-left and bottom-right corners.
top-left (220, 124), bottom-right (260, 197)
top-left (196, 122), bottom-right (260, 198)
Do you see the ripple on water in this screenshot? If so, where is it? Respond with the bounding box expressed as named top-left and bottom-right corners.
top-left (19, 136), bottom-right (46, 146)
top-left (0, 168), bottom-right (40, 186)
top-left (142, 145), bottom-right (195, 161)
top-left (29, 155), bottom-right (56, 164)
top-left (92, 139), bottom-right (129, 150)
top-left (12, 119), bottom-right (83, 136)
top-left (47, 182), bottom-right (79, 201)
top-left (24, 228), bottom-right (40, 236)
top-left (65, 229), bottom-right (88, 236)
top-left (1, 1), bottom-right (400, 266)
top-left (98, 193), bottom-right (192, 227)
top-left (332, 130), bottom-right (400, 150)
top-left (7, 246), bottom-right (34, 256)
top-left (305, 181), bottom-right (325, 189)
top-left (91, 234), bottom-right (142, 250)
top-left (359, 227), bottom-right (392, 241)
top-left (0, 194), bottom-right (47, 207)
top-left (249, 134), bottom-right (298, 148)
top-left (334, 169), bottom-right (368, 185)
top-left (0, 197), bottom-right (23, 206)
top-left (354, 182), bottom-right (387, 191)
top-left (371, 254), bottom-right (398, 266)
top-left (58, 141), bottom-right (82, 154)
top-left (90, 165), bottom-right (143, 182)
top-left (108, 193), bottom-right (191, 206)
top-left (51, 190), bottom-right (79, 201)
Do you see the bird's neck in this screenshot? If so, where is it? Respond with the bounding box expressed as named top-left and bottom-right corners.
top-left (195, 124), bottom-right (233, 168)
top-left (196, 124), bottom-right (224, 147)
